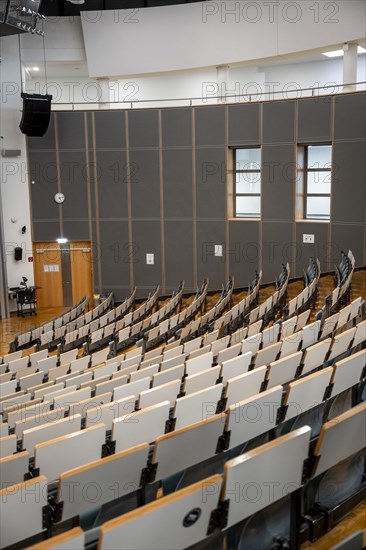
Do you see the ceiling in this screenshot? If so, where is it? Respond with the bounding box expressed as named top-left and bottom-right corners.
top-left (40, 0), bottom-right (206, 17)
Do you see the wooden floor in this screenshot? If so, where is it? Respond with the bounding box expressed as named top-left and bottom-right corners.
top-left (302, 502), bottom-right (366, 550)
top-left (0, 269), bottom-right (365, 548)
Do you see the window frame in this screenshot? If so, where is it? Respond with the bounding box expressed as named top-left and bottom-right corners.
top-left (233, 147), bottom-right (261, 219)
top-left (303, 144), bottom-right (332, 221)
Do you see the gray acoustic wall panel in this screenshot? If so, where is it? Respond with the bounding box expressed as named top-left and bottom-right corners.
top-left (261, 144), bottom-right (296, 221)
top-left (128, 109), bottom-right (159, 149)
top-left (229, 220), bottom-right (260, 288)
top-left (295, 222), bottom-right (330, 278)
top-left (196, 147), bottom-right (226, 219)
top-left (88, 149), bottom-right (98, 222)
top-left (95, 150), bottom-right (129, 220)
top-left (99, 221), bottom-right (130, 290)
top-left (94, 111), bottom-right (126, 150)
top-left (331, 224), bottom-right (365, 268)
top-left (59, 151), bottom-right (89, 220)
top-left (164, 221), bottom-right (194, 292)
top-left (334, 92), bottom-right (366, 141)
top-left (196, 221), bottom-right (226, 290)
top-left (331, 141), bottom-right (366, 224)
top-left (27, 114), bottom-right (56, 151)
top-left (195, 106), bottom-right (226, 147)
top-left (130, 149), bottom-right (161, 218)
top-left (161, 108), bottom-right (192, 148)
top-left (298, 97), bottom-right (332, 144)
top-left (63, 221), bottom-right (90, 241)
top-left (86, 112), bottom-right (94, 151)
top-left (57, 112), bottom-right (86, 150)
top-left (91, 222), bottom-right (100, 292)
top-left (163, 149), bottom-right (193, 219)
top-left (262, 101), bottom-right (295, 144)
top-left (32, 221), bottom-right (61, 242)
top-left (228, 103), bottom-right (260, 146)
top-left (132, 220), bottom-right (162, 291)
top-left (262, 222), bottom-right (295, 283)
top-left (29, 151), bottom-right (59, 221)
top-left (28, 92), bottom-right (366, 299)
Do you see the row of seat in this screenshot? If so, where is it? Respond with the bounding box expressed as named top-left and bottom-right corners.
top-left (3, 340), bottom-right (364, 464)
top-left (111, 281), bottom-right (185, 353)
top-left (119, 277), bottom-right (230, 357)
top-left (1, 309), bottom-right (364, 476)
top-left (210, 270), bottom-right (262, 337)
top-left (141, 281), bottom-right (210, 352)
top-left (244, 262), bottom-right (290, 327)
top-left (1, 292), bottom-right (365, 548)
top-left (322, 250), bottom-right (355, 319)
top-left (9, 295), bottom-right (90, 350)
top-left (283, 258), bottom-right (321, 320)
top-left (0, 348), bottom-right (78, 378)
top-left (1, 294), bottom-right (363, 419)
top-left (335, 250), bottom-right (353, 287)
top-left (303, 256), bottom-right (320, 287)
top-left (61, 284), bottom-right (178, 354)
top-left (1, 264), bottom-right (365, 550)
top-left (51, 289), bottom-right (136, 349)
top-left (178, 277), bottom-right (235, 344)
top-left (12, 292), bottom-right (115, 351)
top-left (42, 287), bottom-right (159, 352)
top-left (1, 294), bottom-right (363, 414)
top-left (1, 398), bottom-right (364, 549)
top-left (62, 254), bottom-right (350, 365)
top-left (1, 312), bottom-right (364, 432)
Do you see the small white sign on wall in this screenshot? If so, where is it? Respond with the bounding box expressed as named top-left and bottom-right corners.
top-left (44, 264), bottom-right (60, 272)
top-left (214, 245), bottom-right (223, 257)
top-left (146, 254), bottom-right (155, 265)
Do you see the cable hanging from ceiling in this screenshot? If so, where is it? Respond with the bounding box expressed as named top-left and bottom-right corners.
top-left (42, 19), bottom-right (48, 93)
top-left (18, 34), bottom-right (24, 94)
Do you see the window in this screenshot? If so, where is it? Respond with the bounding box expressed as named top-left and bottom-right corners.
top-left (304, 145), bottom-right (332, 220)
top-left (234, 148), bottom-right (261, 218)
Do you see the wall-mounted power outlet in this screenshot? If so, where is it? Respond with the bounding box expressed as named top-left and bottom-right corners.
top-left (215, 245), bottom-right (223, 257)
top-left (146, 253), bottom-right (154, 265)
top-left (303, 234), bottom-right (315, 244)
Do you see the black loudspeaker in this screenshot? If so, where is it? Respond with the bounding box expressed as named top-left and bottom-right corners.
top-left (14, 246), bottom-right (23, 261)
top-left (19, 93), bottom-right (52, 137)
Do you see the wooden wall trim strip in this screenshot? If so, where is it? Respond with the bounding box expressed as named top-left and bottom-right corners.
top-left (125, 111), bottom-right (134, 291)
top-left (91, 112), bottom-right (103, 293)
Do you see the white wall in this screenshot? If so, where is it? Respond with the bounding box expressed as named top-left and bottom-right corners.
top-left (21, 16), bottom-right (85, 64)
top-left (0, 36), bottom-right (34, 297)
top-left (26, 56), bottom-right (366, 109)
top-left (81, 0), bottom-right (366, 77)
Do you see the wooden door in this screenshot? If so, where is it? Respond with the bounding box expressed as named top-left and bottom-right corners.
top-left (70, 241), bottom-right (94, 306)
top-left (33, 241), bottom-right (94, 309)
top-left (33, 243), bottom-right (63, 308)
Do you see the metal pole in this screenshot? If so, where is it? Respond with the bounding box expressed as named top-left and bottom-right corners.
top-left (0, 181), bottom-right (10, 319)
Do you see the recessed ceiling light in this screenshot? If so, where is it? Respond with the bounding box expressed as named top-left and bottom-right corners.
top-left (322, 46), bottom-right (366, 58)
top-left (322, 50), bottom-right (344, 58)
top-left (32, 66), bottom-right (40, 71)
